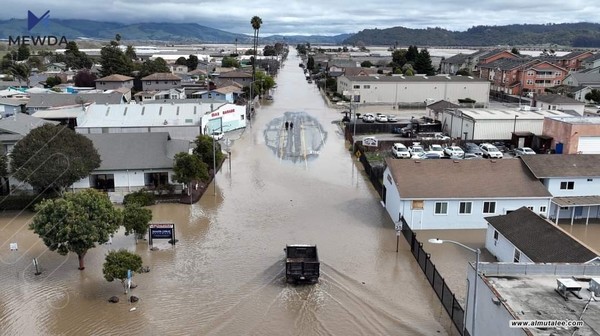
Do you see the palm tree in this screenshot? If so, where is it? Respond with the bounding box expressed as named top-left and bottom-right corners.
top-left (8, 63), bottom-right (32, 88)
top-left (250, 16), bottom-right (263, 91)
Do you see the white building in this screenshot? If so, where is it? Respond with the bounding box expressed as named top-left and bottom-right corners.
top-left (71, 132), bottom-right (190, 195)
top-left (535, 94), bottom-right (585, 115)
top-left (521, 155), bottom-right (600, 223)
top-left (439, 107), bottom-right (574, 141)
top-left (75, 102), bottom-right (246, 141)
top-left (383, 159), bottom-right (552, 229)
top-left (485, 207), bottom-right (600, 264)
top-left (336, 75), bottom-right (491, 105)
top-left (465, 263), bottom-right (600, 336)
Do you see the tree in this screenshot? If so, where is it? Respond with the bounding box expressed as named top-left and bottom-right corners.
top-left (406, 45), bottom-right (419, 63)
top-left (74, 69), bottom-right (97, 87)
top-left (103, 249), bottom-right (143, 293)
top-left (404, 68), bottom-right (414, 76)
top-left (193, 135), bottom-right (224, 169)
top-left (263, 45), bottom-right (276, 56)
top-left (186, 54), bottom-right (199, 70)
top-left (175, 57), bottom-right (187, 66)
top-left (64, 41), bottom-right (92, 69)
top-left (307, 56), bottom-right (315, 71)
top-left (414, 49), bottom-right (435, 75)
top-left (221, 56), bottom-right (239, 68)
top-left (391, 49), bottom-right (407, 67)
top-left (250, 16), bottom-right (263, 96)
top-left (125, 45), bottom-right (137, 60)
top-left (0, 154), bottom-right (8, 194)
top-left (45, 76), bottom-right (62, 87)
top-left (123, 203), bottom-right (152, 240)
top-left (456, 68), bottom-right (472, 76)
top-left (7, 63), bottom-right (31, 87)
top-left (138, 57), bottom-right (170, 78)
top-left (360, 61), bottom-right (373, 68)
top-left (173, 152), bottom-right (209, 195)
top-left (100, 43), bottom-right (133, 77)
top-left (511, 47), bottom-right (521, 55)
top-left (10, 124), bottom-right (100, 193)
top-left (17, 44), bottom-right (30, 61)
top-left (585, 89), bottom-right (600, 103)
top-left (30, 189), bottom-right (122, 270)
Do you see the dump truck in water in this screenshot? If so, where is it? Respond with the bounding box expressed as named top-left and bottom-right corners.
top-left (285, 244), bottom-right (320, 284)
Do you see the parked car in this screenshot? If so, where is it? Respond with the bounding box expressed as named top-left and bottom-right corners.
top-left (392, 143), bottom-right (411, 159)
top-left (444, 145), bottom-right (465, 158)
top-left (514, 147), bottom-right (536, 157)
top-left (409, 143), bottom-right (426, 158)
top-left (211, 130), bottom-right (224, 141)
top-left (463, 143), bottom-right (484, 156)
top-left (463, 153), bottom-right (482, 160)
top-left (376, 114), bottom-right (388, 123)
top-left (422, 152), bottom-right (443, 159)
top-left (492, 141), bottom-right (509, 153)
top-left (307, 79), bottom-right (313, 84)
top-left (433, 133), bottom-right (451, 141)
top-left (479, 143), bottom-right (503, 159)
top-left (363, 113), bottom-right (375, 123)
top-left (428, 144), bottom-right (445, 157)
top-left (387, 115), bottom-right (399, 122)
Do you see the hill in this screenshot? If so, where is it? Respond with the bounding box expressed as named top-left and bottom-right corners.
top-left (343, 23), bottom-right (600, 47)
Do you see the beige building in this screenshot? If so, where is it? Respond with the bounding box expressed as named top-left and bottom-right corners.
top-left (543, 116), bottom-right (600, 154)
top-left (141, 73), bottom-right (182, 91)
top-left (95, 74), bottom-right (134, 91)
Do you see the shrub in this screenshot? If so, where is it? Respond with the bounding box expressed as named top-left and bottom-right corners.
top-left (0, 194), bottom-right (58, 210)
top-left (123, 189), bottom-right (156, 206)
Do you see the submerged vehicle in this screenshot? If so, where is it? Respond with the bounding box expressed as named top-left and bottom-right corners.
top-left (285, 244), bottom-right (320, 284)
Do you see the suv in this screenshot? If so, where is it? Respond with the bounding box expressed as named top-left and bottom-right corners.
top-left (391, 143), bottom-right (410, 159)
top-left (363, 113), bottom-right (375, 123)
top-left (479, 143), bottom-right (503, 159)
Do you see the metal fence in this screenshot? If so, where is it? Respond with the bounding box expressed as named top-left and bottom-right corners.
top-left (401, 219), bottom-right (469, 336)
top-left (355, 146), bottom-right (385, 198)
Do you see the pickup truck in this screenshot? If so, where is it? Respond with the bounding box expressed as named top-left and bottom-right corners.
top-left (285, 244), bottom-right (320, 284)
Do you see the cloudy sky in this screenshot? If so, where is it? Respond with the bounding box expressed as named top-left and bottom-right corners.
top-left (2, 0), bottom-right (598, 36)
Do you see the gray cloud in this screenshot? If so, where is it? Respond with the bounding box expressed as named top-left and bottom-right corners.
top-left (1, 0), bottom-right (598, 36)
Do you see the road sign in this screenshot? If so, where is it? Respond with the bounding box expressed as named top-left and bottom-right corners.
top-left (148, 223), bottom-right (176, 247)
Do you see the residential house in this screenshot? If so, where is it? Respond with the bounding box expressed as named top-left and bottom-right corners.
top-left (31, 105), bottom-right (86, 129)
top-left (141, 73), bottom-right (182, 91)
top-left (26, 92), bottom-right (126, 113)
top-left (337, 75), bottom-right (490, 106)
top-left (521, 154), bottom-right (600, 223)
top-left (473, 49), bottom-right (520, 74)
top-left (382, 159), bottom-right (552, 229)
top-left (95, 74), bottom-right (135, 91)
top-left (188, 85), bottom-right (242, 103)
top-left (71, 132), bottom-right (190, 196)
top-left (75, 102), bottom-right (247, 141)
top-left (0, 98), bottom-right (27, 118)
top-left (534, 94), bottom-right (585, 115)
top-left (425, 100), bottom-right (459, 120)
top-left (582, 53), bottom-right (600, 69)
top-left (542, 117), bottom-right (600, 154)
top-left (563, 85), bottom-right (594, 103)
top-left (563, 66), bottom-right (600, 88)
top-left (440, 49), bottom-right (516, 75)
top-left (134, 88), bottom-right (186, 102)
top-left (549, 51), bottom-right (594, 72)
top-left (169, 64), bottom-right (188, 75)
top-left (485, 207), bottom-right (600, 263)
top-left (46, 63), bottom-right (67, 73)
top-left (215, 70), bottom-right (253, 87)
top-left (480, 59), bottom-right (568, 96)
top-left (0, 113), bottom-right (57, 154)
top-left (0, 81), bottom-right (24, 90)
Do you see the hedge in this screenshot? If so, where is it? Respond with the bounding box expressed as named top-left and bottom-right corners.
top-left (123, 189), bottom-right (156, 206)
top-left (0, 194), bottom-right (57, 211)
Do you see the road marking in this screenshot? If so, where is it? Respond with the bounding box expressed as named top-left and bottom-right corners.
top-left (278, 125), bottom-right (285, 160)
top-left (300, 119), bottom-right (308, 169)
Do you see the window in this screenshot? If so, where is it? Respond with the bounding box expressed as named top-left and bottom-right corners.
top-left (353, 85), bottom-right (360, 89)
top-left (527, 206), bottom-right (534, 211)
top-left (560, 181), bottom-right (574, 190)
top-left (434, 202), bottom-right (448, 215)
top-left (459, 202), bottom-right (472, 214)
top-left (493, 230), bottom-right (499, 240)
top-left (554, 80), bottom-right (561, 85)
top-left (412, 200), bottom-right (424, 210)
top-left (155, 81), bottom-right (159, 84)
top-left (241, 115), bottom-right (245, 120)
top-left (587, 179), bottom-right (593, 182)
top-left (483, 201), bottom-right (496, 214)
top-left (513, 249), bottom-right (521, 262)
top-left (560, 206), bottom-right (569, 210)
top-left (527, 71), bottom-right (534, 76)
top-left (540, 206), bottom-right (547, 212)
top-left (526, 80), bottom-right (533, 85)
top-left (363, 85), bottom-right (370, 89)
top-left (555, 71), bottom-right (562, 77)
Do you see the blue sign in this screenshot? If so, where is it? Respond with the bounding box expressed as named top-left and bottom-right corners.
top-left (28, 10), bottom-right (50, 31)
top-left (150, 228), bottom-right (173, 239)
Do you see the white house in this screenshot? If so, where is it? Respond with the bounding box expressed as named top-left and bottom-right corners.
top-left (438, 107), bottom-right (574, 141)
top-left (336, 75), bottom-right (491, 106)
top-left (188, 85), bottom-right (242, 104)
top-left (520, 155), bottom-right (600, 223)
top-left (75, 102), bottom-right (246, 141)
top-left (134, 88), bottom-right (186, 102)
top-left (534, 94), bottom-right (585, 115)
top-left (383, 159), bottom-right (552, 229)
top-left (71, 132), bottom-right (190, 194)
top-left (485, 207), bottom-right (600, 264)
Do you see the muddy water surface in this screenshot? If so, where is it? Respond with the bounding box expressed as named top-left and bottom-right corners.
top-left (0, 49), bottom-right (457, 336)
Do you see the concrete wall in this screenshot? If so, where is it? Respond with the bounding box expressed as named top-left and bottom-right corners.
top-left (543, 118), bottom-right (600, 154)
top-left (485, 224), bottom-right (534, 263)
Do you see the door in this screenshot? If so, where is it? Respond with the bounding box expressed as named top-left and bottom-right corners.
top-left (577, 137), bottom-right (600, 154)
top-left (518, 137), bottom-right (525, 148)
top-left (575, 206), bottom-right (583, 218)
top-left (411, 210), bottom-right (423, 230)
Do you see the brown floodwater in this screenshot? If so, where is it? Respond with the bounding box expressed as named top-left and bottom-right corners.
top-left (0, 49), bottom-right (457, 336)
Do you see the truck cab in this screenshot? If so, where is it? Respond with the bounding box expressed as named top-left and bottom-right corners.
top-left (285, 244), bottom-right (320, 284)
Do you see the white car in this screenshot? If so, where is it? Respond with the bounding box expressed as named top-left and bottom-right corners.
top-left (391, 143), bottom-right (411, 159)
top-left (409, 143), bottom-right (426, 158)
top-left (211, 130), bottom-right (224, 140)
top-left (363, 113), bottom-right (375, 123)
top-left (387, 115), bottom-right (399, 122)
top-left (427, 144), bottom-right (445, 157)
top-left (514, 147), bottom-right (536, 157)
top-left (444, 145), bottom-right (465, 158)
top-left (479, 143), bottom-right (503, 159)
top-left (376, 114), bottom-right (388, 122)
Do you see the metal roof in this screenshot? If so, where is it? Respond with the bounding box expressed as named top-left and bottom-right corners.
top-left (449, 107), bottom-right (574, 120)
top-left (344, 75), bottom-right (489, 83)
top-left (552, 196), bottom-right (600, 207)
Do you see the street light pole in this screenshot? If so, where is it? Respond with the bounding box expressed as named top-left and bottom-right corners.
top-left (428, 238), bottom-right (480, 336)
top-left (513, 115), bottom-right (519, 134)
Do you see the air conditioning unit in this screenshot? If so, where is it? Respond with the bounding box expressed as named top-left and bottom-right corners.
top-left (590, 278), bottom-right (600, 297)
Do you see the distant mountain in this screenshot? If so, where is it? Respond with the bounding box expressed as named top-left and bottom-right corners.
top-left (0, 18), bottom-right (351, 45)
top-left (343, 23), bottom-right (600, 47)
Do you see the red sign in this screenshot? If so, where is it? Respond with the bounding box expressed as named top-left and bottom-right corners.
top-left (149, 223), bottom-right (175, 229)
top-left (222, 109), bottom-right (235, 115)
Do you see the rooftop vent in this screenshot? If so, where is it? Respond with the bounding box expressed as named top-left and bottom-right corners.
top-left (590, 278), bottom-right (600, 297)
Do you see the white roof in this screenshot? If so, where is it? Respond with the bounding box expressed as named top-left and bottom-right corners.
top-left (455, 108), bottom-right (574, 120)
top-left (33, 106), bottom-right (84, 119)
top-left (76, 102), bottom-right (231, 128)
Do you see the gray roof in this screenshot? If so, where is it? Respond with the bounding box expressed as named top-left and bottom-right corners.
top-left (536, 94), bottom-right (584, 105)
top-left (0, 98), bottom-right (28, 106)
top-left (442, 53), bottom-right (471, 64)
top-left (486, 207), bottom-right (599, 263)
top-left (344, 75), bottom-right (490, 83)
top-left (27, 92), bottom-right (125, 108)
top-left (427, 100), bottom-right (459, 112)
top-left (568, 71), bottom-right (600, 85)
top-left (561, 51), bottom-right (593, 60)
top-left (83, 132), bottom-right (190, 171)
top-left (479, 58), bottom-right (534, 70)
top-left (520, 154), bottom-right (600, 178)
top-left (0, 113), bottom-right (58, 135)
top-left (385, 159), bottom-right (552, 199)
top-left (583, 53), bottom-right (600, 64)
top-left (0, 81), bottom-right (23, 90)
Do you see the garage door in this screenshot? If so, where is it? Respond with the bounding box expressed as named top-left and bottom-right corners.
top-left (578, 136), bottom-right (600, 154)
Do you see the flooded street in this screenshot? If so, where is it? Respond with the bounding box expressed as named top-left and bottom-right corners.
top-left (1, 49), bottom-right (456, 335)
